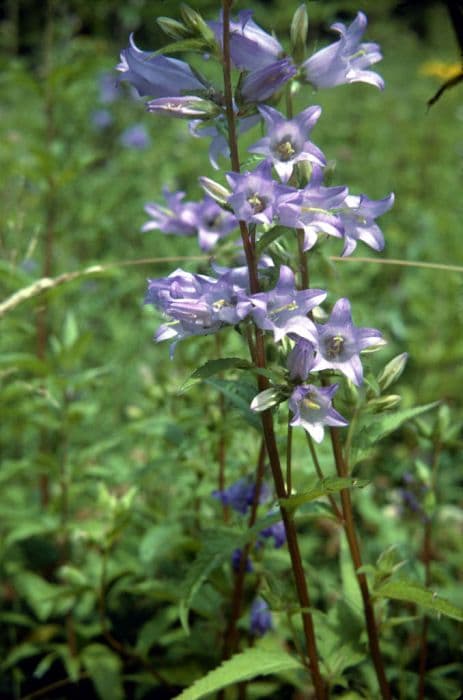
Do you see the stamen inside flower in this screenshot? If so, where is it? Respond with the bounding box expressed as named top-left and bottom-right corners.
top-left (325, 334), bottom-right (345, 359)
top-left (247, 192), bottom-right (267, 213)
top-left (303, 392), bottom-right (320, 411)
top-left (276, 139), bottom-right (296, 161)
top-left (270, 300), bottom-right (298, 316)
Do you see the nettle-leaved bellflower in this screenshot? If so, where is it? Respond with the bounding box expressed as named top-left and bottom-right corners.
top-left (250, 597), bottom-right (273, 636)
top-left (117, 34), bottom-right (209, 98)
top-left (287, 338), bottom-right (316, 382)
top-left (278, 166), bottom-right (347, 250)
top-left (302, 12), bottom-right (384, 90)
top-left (338, 192), bottom-right (395, 257)
top-left (313, 297), bottom-right (384, 385)
top-left (289, 384), bottom-right (348, 443)
top-left (143, 191), bottom-right (237, 251)
top-left (251, 265), bottom-right (326, 342)
top-left (240, 58), bottom-right (297, 103)
top-left (249, 105), bottom-right (325, 183)
top-left (212, 477), bottom-right (270, 514)
top-left (210, 10), bottom-right (284, 72)
top-left (227, 160), bottom-right (294, 225)
top-left (145, 268), bottom-right (252, 354)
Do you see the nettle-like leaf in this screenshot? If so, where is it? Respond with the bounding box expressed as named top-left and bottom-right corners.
top-left (81, 643), bottom-right (124, 700)
top-left (375, 579), bottom-right (463, 622)
top-left (351, 401), bottom-right (440, 464)
top-left (174, 644), bottom-right (302, 700)
top-left (280, 477), bottom-right (369, 512)
top-left (204, 378), bottom-right (261, 430)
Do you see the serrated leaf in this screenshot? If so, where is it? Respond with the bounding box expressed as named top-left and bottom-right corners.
top-left (179, 529), bottom-right (239, 633)
top-left (255, 226), bottom-right (290, 256)
top-left (175, 645), bottom-right (302, 699)
top-left (363, 402), bottom-right (440, 443)
top-left (191, 357), bottom-right (252, 380)
top-left (376, 579), bottom-right (463, 621)
top-left (280, 477), bottom-right (369, 511)
top-left (81, 644), bottom-right (123, 700)
top-left (204, 378), bottom-right (261, 430)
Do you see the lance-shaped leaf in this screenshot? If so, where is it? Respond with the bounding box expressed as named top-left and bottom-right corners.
top-left (375, 579), bottom-right (463, 622)
top-left (280, 476), bottom-right (369, 511)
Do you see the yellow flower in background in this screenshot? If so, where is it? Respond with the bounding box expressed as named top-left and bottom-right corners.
top-left (420, 60), bottom-right (462, 80)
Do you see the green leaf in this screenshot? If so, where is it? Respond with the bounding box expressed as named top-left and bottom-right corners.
top-left (363, 402), bottom-right (440, 443)
top-left (179, 528), bottom-right (239, 633)
top-left (153, 38), bottom-right (210, 55)
top-left (376, 579), bottom-right (463, 622)
top-left (174, 645), bottom-right (302, 699)
top-left (280, 477), bottom-right (369, 511)
top-left (81, 644), bottom-right (123, 700)
top-left (256, 226), bottom-right (290, 256)
top-left (191, 357), bottom-right (252, 380)
top-left (204, 378), bottom-right (261, 430)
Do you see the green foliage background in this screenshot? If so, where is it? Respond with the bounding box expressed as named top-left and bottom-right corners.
top-left (0, 0), bottom-right (462, 698)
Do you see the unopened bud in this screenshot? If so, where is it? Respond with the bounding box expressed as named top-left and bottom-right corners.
top-left (290, 5), bottom-right (308, 64)
top-left (377, 352), bottom-right (408, 390)
top-left (199, 176), bottom-right (231, 205)
top-left (180, 4), bottom-right (216, 43)
top-left (157, 16), bottom-right (190, 40)
top-left (367, 394), bottom-right (401, 412)
top-left (147, 96), bottom-right (221, 120)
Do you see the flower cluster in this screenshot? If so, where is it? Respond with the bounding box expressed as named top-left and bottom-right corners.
top-left (119, 7), bottom-right (393, 450)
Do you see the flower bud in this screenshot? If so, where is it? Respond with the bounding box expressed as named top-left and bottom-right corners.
top-left (147, 96), bottom-right (221, 120)
top-left (367, 394), bottom-right (401, 412)
top-left (377, 352), bottom-right (408, 390)
top-left (180, 4), bottom-right (216, 44)
top-left (157, 16), bottom-right (190, 40)
top-left (287, 339), bottom-right (315, 382)
top-left (290, 5), bottom-right (308, 64)
top-left (199, 176), bottom-right (231, 206)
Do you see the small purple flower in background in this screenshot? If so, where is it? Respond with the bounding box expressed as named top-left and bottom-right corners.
top-left (212, 477), bottom-right (270, 514)
top-left (251, 265), bottom-right (326, 343)
top-left (313, 298), bottom-right (384, 385)
top-left (289, 384), bottom-right (348, 443)
top-left (99, 71), bottom-right (120, 104)
top-left (338, 193), bottom-right (394, 257)
top-left (287, 339), bottom-right (316, 382)
top-left (399, 472), bottom-right (431, 522)
top-left (117, 34), bottom-right (209, 98)
top-left (232, 548), bottom-right (254, 573)
top-left (302, 12), bottom-right (384, 90)
top-left (91, 108), bottom-right (114, 130)
top-left (250, 597), bottom-right (273, 636)
top-left (249, 105), bottom-right (325, 182)
top-left (260, 517), bottom-right (286, 548)
top-left (120, 124), bottom-right (150, 149)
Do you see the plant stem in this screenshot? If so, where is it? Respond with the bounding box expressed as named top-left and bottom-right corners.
top-left (220, 439), bottom-right (267, 668)
top-left (329, 426), bottom-right (391, 700)
top-left (305, 433), bottom-right (343, 522)
top-left (286, 413), bottom-right (293, 494)
top-left (221, 5), bottom-right (326, 696)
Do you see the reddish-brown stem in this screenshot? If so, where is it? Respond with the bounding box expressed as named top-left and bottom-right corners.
top-left (220, 439), bottom-right (267, 667)
top-left (221, 6), bottom-right (326, 696)
top-left (329, 426), bottom-right (391, 700)
top-left (286, 413), bottom-right (293, 495)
